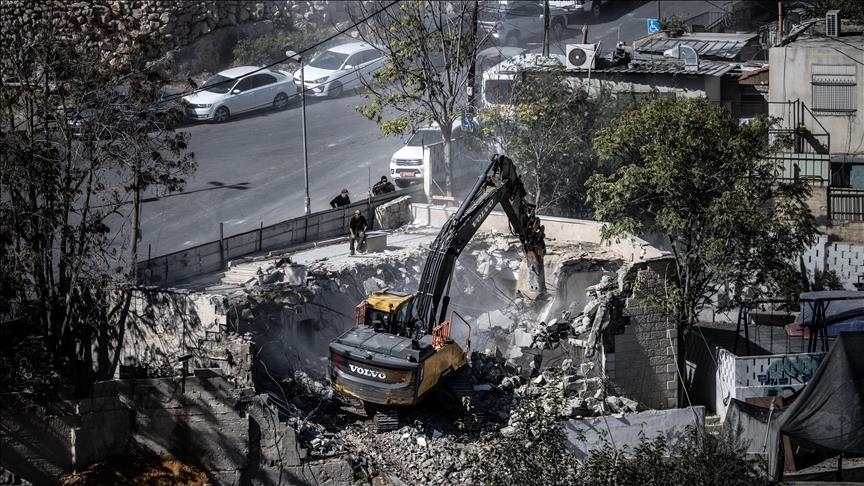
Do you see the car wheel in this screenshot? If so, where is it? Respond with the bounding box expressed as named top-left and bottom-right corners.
top-left (327, 81), bottom-right (343, 99)
top-left (505, 31), bottom-right (521, 47)
top-left (213, 106), bottom-right (230, 123)
top-left (591, 1), bottom-right (601, 19)
top-left (552, 20), bottom-right (565, 40)
top-left (273, 93), bottom-right (290, 110)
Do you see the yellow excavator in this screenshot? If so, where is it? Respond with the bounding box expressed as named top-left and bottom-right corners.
top-left (328, 155), bottom-right (546, 429)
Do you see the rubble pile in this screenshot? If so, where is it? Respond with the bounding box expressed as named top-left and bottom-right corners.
top-left (172, 230), bottom-right (639, 484)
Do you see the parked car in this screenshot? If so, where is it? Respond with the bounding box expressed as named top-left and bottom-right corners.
top-left (292, 42), bottom-right (387, 98)
top-left (479, 0), bottom-right (606, 47)
top-left (183, 66), bottom-right (298, 122)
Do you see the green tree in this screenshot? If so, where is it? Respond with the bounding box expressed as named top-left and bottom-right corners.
top-left (353, 0), bottom-right (481, 195)
top-left (808, 0), bottom-right (864, 24)
top-left (480, 69), bottom-right (625, 218)
top-left (587, 96), bottom-right (815, 350)
top-left (0, 18), bottom-right (195, 393)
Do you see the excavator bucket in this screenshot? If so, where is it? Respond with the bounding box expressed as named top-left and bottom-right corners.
top-left (519, 248), bottom-right (546, 300)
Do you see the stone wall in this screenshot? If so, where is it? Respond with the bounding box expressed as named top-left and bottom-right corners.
top-left (606, 259), bottom-right (680, 410)
top-left (1, 1), bottom-right (347, 74)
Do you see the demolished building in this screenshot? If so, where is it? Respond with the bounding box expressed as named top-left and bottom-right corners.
top-left (3, 200), bottom-right (712, 485)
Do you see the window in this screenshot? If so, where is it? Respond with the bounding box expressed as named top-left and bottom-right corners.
top-left (811, 64), bottom-right (856, 113)
top-left (234, 76), bottom-right (255, 92)
top-left (358, 49), bottom-right (382, 64)
top-left (508, 4), bottom-right (541, 17)
top-left (249, 73), bottom-right (276, 88)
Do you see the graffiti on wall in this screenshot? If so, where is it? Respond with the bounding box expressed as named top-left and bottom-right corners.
top-left (756, 354), bottom-right (824, 387)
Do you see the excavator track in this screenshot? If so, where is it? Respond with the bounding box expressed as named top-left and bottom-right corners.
top-left (374, 407), bottom-right (402, 433)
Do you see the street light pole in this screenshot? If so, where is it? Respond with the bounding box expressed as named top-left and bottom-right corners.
top-left (287, 50), bottom-right (311, 216)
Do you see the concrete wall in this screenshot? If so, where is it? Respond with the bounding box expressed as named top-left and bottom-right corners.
top-left (564, 406), bottom-right (705, 460)
top-left (138, 187), bottom-right (422, 286)
top-left (1, 383), bottom-right (130, 485)
top-left (607, 260), bottom-right (680, 410)
top-left (769, 42), bottom-right (864, 155)
top-left (1, 375), bottom-right (345, 486)
top-left (566, 71), bottom-right (713, 101)
top-left (801, 234), bottom-right (864, 288)
top-left (112, 288), bottom-right (230, 378)
top-left (715, 349), bottom-right (825, 421)
top-left (411, 203), bottom-right (666, 263)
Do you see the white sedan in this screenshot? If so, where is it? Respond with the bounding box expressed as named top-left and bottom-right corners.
top-left (183, 66), bottom-right (298, 122)
top-left (293, 42), bottom-right (387, 98)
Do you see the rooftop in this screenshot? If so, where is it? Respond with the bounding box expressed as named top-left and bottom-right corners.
top-left (634, 32), bottom-right (758, 59)
top-left (565, 57), bottom-right (740, 77)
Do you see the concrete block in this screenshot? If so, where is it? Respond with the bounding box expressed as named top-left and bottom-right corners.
top-left (364, 231), bottom-right (387, 253)
top-left (513, 328), bottom-right (533, 348)
top-left (283, 264), bottom-right (307, 285)
top-left (374, 195), bottom-right (413, 229)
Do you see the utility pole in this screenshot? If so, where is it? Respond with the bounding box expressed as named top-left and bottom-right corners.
top-left (543, 0), bottom-right (550, 57)
top-left (467, 0), bottom-right (479, 112)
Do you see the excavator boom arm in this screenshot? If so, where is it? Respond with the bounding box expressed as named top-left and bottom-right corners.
top-left (413, 155), bottom-right (546, 336)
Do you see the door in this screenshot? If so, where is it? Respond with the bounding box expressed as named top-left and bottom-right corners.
top-left (247, 73), bottom-right (278, 110)
top-left (359, 49), bottom-right (385, 81)
top-left (229, 76), bottom-right (257, 114)
top-left (342, 52), bottom-right (364, 89)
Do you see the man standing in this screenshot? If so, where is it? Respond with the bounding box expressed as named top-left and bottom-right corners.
top-left (330, 189), bottom-right (350, 208)
top-left (348, 209), bottom-right (368, 255)
top-left (372, 176), bottom-right (395, 195)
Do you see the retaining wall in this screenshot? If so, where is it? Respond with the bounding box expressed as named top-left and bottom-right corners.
top-left (410, 204), bottom-right (665, 263)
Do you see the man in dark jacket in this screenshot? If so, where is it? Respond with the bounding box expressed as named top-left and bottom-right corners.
top-left (330, 188), bottom-right (350, 208)
top-left (372, 176), bottom-right (395, 195)
top-left (348, 209), bottom-right (368, 255)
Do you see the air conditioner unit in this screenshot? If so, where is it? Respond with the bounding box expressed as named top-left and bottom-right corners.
top-left (566, 44), bottom-right (598, 69)
top-left (826, 9), bottom-right (840, 37)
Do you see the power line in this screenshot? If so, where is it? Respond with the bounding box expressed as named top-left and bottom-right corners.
top-left (159, 0), bottom-right (400, 104)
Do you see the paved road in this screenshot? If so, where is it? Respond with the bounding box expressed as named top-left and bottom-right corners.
top-left (523, 0), bottom-right (731, 54)
top-left (140, 0), bottom-right (728, 257)
top-left (139, 90), bottom-right (401, 256)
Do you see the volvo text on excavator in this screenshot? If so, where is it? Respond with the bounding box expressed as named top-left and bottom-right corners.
top-left (327, 155), bottom-right (546, 427)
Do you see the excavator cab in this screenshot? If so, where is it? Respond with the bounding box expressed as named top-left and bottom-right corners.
top-left (356, 290), bottom-right (415, 336)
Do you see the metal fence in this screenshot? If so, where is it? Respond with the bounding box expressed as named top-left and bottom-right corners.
top-left (137, 185), bottom-right (424, 286)
top-left (768, 100), bottom-right (831, 155)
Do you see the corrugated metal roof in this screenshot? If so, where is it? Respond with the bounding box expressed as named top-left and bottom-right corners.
top-left (634, 33), bottom-right (757, 59)
top-left (565, 59), bottom-right (739, 77)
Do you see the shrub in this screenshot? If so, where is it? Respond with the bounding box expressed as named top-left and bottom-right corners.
top-left (232, 30), bottom-right (326, 66)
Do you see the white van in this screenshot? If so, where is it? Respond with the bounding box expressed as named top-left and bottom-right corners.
top-left (388, 119), bottom-right (475, 188)
top-left (481, 53), bottom-right (565, 108)
top-left (389, 126), bottom-right (440, 188)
